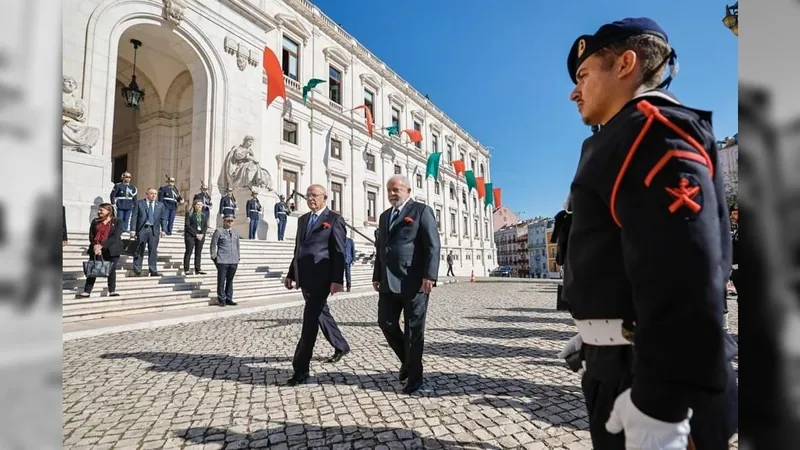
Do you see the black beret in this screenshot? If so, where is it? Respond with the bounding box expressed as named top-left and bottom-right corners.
top-left (568, 17), bottom-right (670, 84)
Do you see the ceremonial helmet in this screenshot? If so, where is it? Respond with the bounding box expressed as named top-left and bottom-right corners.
top-left (165, 174), bottom-right (176, 183)
top-left (121, 172), bottom-right (132, 180)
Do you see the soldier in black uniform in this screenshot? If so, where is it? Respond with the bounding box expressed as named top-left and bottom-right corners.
top-left (246, 189), bottom-right (262, 240)
top-left (158, 175), bottom-right (184, 235)
top-left (560, 18), bottom-right (737, 449)
top-left (109, 172), bottom-right (137, 232)
top-left (193, 181), bottom-right (213, 225)
top-left (219, 187), bottom-right (237, 220)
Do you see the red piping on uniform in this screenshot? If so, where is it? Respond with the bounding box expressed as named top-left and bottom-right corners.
top-left (609, 100), bottom-right (715, 228)
top-left (644, 151), bottom-right (708, 187)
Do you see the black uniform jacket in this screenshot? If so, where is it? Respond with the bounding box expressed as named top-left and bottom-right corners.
top-left (563, 90), bottom-right (732, 422)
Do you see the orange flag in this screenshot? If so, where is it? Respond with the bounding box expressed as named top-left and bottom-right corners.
top-left (493, 188), bottom-right (502, 208)
top-left (263, 47), bottom-right (286, 108)
top-left (476, 177), bottom-right (486, 199)
top-left (451, 160), bottom-right (465, 176)
top-left (352, 105), bottom-right (374, 137)
top-left (401, 129), bottom-right (423, 143)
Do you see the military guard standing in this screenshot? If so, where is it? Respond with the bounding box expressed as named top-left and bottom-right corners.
top-left (274, 194), bottom-right (289, 241)
top-left (193, 181), bottom-right (213, 224)
top-left (158, 175), bottom-right (184, 235)
top-left (558, 18), bottom-right (737, 449)
top-left (109, 172), bottom-right (137, 232)
top-left (246, 189), bottom-right (262, 239)
top-left (219, 187), bottom-right (237, 220)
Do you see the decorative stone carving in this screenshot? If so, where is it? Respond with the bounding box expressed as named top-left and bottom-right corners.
top-left (218, 135), bottom-right (273, 192)
top-left (224, 36), bottom-right (258, 71)
top-left (163, 0), bottom-right (187, 26)
top-left (62, 75), bottom-right (99, 154)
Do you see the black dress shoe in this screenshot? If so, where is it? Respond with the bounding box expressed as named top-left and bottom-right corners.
top-left (402, 379), bottom-right (423, 394)
top-left (196, 271), bottom-right (207, 275)
top-left (150, 272), bottom-right (162, 277)
top-left (287, 373), bottom-right (309, 386)
top-left (217, 300), bottom-right (226, 307)
top-left (398, 368), bottom-right (409, 382)
top-left (225, 300), bottom-right (238, 306)
top-left (325, 349), bottom-right (349, 363)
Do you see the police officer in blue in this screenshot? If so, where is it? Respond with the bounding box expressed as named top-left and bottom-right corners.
top-left (158, 175), bottom-right (184, 235)
top-left (219, 187), bottom-right (237, 220)
top-left (246, 188), bottom-right (262, 239)
top-left (109, 172), bottom-right (137, 232)
top-left (559, 18), bottom-right (737, 449)
top-left (193, 180), bottom-right (213, 224)
top-left (274, 194), bottom-right (289, 241)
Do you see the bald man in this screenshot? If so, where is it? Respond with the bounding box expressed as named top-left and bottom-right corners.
top-left (284, 184), bottom-right (350, 386)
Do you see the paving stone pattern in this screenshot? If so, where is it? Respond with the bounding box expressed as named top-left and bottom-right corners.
top-left (63, 282), bottom-right (739, 449)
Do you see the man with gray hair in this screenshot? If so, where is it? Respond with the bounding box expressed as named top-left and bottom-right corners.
top-left (373, 174), bottom-right (441, 394)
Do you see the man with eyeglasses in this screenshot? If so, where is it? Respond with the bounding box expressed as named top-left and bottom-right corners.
top-left (284, 184), bottom-right (350, 386)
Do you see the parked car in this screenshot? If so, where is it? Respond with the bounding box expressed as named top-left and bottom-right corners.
top-left (489, 266), bottom-right (513, 277)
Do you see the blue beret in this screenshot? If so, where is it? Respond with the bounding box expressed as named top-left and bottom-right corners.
top-left (567, 18), bottom-right (670, 84)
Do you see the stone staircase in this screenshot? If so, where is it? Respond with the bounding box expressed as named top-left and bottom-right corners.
top-left (62, 216), bottom-right (377, 322)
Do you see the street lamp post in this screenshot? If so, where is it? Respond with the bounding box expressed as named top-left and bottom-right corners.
top-left (722, 2), bottom-right (738, 36)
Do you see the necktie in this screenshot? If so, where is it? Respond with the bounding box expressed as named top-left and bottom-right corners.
top-left (389, 209), bottom-right (400, 229)
top-left (307, 213), bottom-right (318, 231)
top-left (148, 201), bottom-right (154, 223)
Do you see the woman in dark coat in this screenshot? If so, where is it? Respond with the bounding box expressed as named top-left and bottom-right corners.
top-left (184, 200), bottom-right (209, 275)
top-left (78, 202), bottom-right (123, 297)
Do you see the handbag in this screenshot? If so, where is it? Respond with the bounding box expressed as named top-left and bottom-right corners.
top-left (83, 254), bottom-right (113, 278)
top-left (121, 238), bottom-right (140, 256)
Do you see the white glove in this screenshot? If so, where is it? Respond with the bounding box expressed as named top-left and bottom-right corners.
top-left (557, 333), bottom-right (586, 375)
top-left (605, 388), bottom-right (692, 450)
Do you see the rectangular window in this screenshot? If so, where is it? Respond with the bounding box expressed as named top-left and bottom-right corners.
top-left (364, 89), bottom-right (375, 118)
top-left (282, 37), bottom-right (299, 81)
top-left (283, 119), bottom-right (298, 144)
top-left (365, 153), bottom-right (376, 172)
top-left (331, 139), bottom-right (342, 160)
top-left (329, 66), bottom-right (342, 104)
top-left (484, 221), bottom-right (489, 237)
top-left (367, 191), bottom-right (377, 222)
top-left (391, 107), bottom-right (401, 129)
top-left (463, 215), bottom-right (469, 236)
top-left (282, 169), bottom-right (298, 201)
top-left (449, 185), bottom-right (455, 200)
top-left (470, 158), bottom-right (476, 170)
top-left (460, 151), bottom-right (466, 162)
top-left (447, 144), bottom-right (453, 163)
top-left (474, 219), bottom-right (479, 237)
top-left (413, 121), bottom-right (422, 149)
top-left (331, 182), bottom-right (343, 214)
top-left (416, 174), bottom-right (423, 188)
top-left (435, 181), bottom-right (440, 195)
top-left (435, 209), bottom-right (442, 230)
top-left (462, 191), bottom-right (467, 206)
top-left (432, 134), bottom-right (439, 153)
top-left (394, 164), bottom-right (402, 174)
top-left (450, 212), bottom-right (456, 232)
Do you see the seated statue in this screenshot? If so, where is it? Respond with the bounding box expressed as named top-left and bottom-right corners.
top-left (218, 135), bottom-right (273, 192)
top-left (62, 75), bottom-right (100, 154)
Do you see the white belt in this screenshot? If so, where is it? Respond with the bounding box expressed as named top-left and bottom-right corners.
top-left (223, 207), bottom-right (235, 210)
top-left (164, 197), bottom-right (177, 202)
top-left (249, 209), bottom-right (261, 212)
top-left (731, 264), bottom-right (738, 270)
top-left (574, 319), bottom-right (632, 346)
top-left (276, 211), bottom-right (287, 215)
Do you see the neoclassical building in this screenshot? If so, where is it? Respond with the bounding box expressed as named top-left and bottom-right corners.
top-left (63, 0), bottom-right (496, 274)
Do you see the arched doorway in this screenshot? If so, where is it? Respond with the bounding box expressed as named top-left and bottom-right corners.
top-left (111, 24), bottom-right (204, 211)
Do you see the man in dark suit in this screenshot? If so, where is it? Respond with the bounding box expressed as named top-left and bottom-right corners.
top-left (344, 234), bottom-right (356, 292)
top-left (284, 184), bottom-right (350, 386)
top-left (373, 175), bottom-right (441, 394)
top-left (130, 188), bottom-right (168, 276)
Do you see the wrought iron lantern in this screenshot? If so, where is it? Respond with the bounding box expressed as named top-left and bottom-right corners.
top-left (121, 39), bottom-right (145, 109)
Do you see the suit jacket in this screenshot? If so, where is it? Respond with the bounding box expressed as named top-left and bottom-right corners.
top-left (345, 238), bottom-right (356, 264)
top-left (184, 212), bottom-right (209, 238)
top-left (210, 227), bottom-right (241, 264)
top-left (373, 199), bottom-right (441, 295)
top-left (287, 208), bottom-right (346, 294)
top-left (87, 218), bottom-right (124, 258)
top-left (130, 199), bottom-right (169, 235)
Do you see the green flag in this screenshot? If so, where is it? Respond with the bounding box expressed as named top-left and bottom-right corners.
top-left (484, 182), bottom-right (494, 206)
top-left (385, 125), bottom-right (399, 136)
top-left (302, 78), bottom-right (326, 105)
top-left (465, 170), bottom-right (478, 193)
top-left (425, 152), bottom-right (442, 180)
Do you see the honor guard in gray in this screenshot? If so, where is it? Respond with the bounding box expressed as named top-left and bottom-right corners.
top-left (246, 189), bottom-right (262, 239)
top-left (559, 17), bottom-right (737, 449)
top-left (193, 180), bottom-right (213, 223)
top-left (109, 172), bottom-right (137, 232)
top-left (158, 175), bottom-right (184, 235)
top-left (219, 187), bottom-right (237, 218)
top-left (274, 194), bottom-right (289, 241)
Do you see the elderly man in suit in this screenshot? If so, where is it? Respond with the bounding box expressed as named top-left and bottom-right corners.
top-left (130, 188), bottom-right (168, 277)
top-left (284, 184), bottom-right (351, 386)
top-left (210, 215), bottom-right (241, 306)
top-left (373, 175), bottom-right (441, 394)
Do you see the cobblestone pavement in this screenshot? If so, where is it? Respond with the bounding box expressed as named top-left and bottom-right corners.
top-left (63, 282), bottom-right (739, 449)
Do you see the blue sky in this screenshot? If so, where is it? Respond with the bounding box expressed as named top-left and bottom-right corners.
top-left (312, 0), bottom-right (739, 218)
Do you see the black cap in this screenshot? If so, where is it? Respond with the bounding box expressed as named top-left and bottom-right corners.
top-left (567, 18), bottom-right (674, 86)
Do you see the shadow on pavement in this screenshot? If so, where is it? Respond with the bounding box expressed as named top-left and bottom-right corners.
top-left (177, 423), bottom-right (501, 449)
top-left (424, 341), bottom-right (559, 359)
top-left (243, 318), bottom-right (377, 329)
top-left (464, 315), bottom-right (575, 326)
top-left (432, 326), bottom-right (575, 341)
top-left (485, 307), bottom-right (568, 314)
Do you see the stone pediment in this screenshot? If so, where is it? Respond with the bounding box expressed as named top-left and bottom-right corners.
top-left (276, 13), bottom-right (311, 42)
top-left (323, 47), bottom-right (350, 71)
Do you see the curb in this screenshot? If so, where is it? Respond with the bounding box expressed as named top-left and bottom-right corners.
top-left (62, 279), bottom-right (459, 342)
